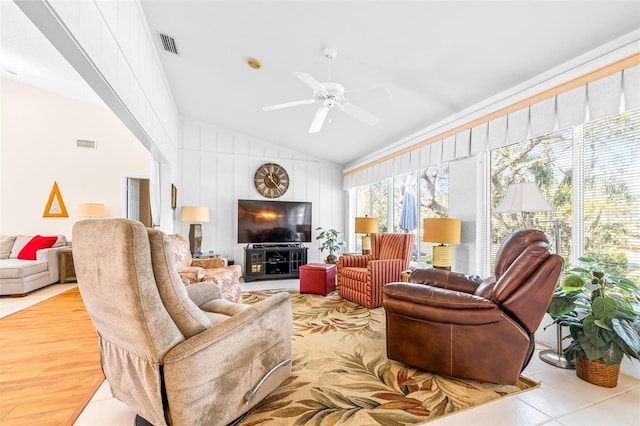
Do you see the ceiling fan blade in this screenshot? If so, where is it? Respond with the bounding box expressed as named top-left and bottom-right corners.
top-left (341, 102), bottom-right (379, 126)
top-left (294, 72), bottom-right (326, 93)
top-left (344, 86), bottom-right (392, 99)
top-left (309, 107), bottom-right (330, 133)
top-left (263, 98), bottom-right (315, 111)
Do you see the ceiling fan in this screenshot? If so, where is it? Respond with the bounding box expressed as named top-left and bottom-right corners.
top-left (263, 48), bottom-right (380, 133)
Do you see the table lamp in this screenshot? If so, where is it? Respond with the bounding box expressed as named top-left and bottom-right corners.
top-left (74, 203), bottom-right (106, 218)
top-left (354, 216), bottom-right (378, 255)
top-left (423, 218), bottom-right (461, 270)
top-left (181, 206), bottom-right (210, 257)
top-left (494, 182), bottom-right (554, 226)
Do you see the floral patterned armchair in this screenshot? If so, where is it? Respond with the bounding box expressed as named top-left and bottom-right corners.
top-left (168, 234), bottom-right (242, 302)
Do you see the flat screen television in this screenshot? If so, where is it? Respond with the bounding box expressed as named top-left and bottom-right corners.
top-left (237, 199), bottom-right (312, 244)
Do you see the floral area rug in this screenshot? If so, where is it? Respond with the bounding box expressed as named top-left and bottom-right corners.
top-left (239, 289), bottom-right (538, 425)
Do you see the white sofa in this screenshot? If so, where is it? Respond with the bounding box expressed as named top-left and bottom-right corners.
top-left (0, 235), bottom-right (69, 296)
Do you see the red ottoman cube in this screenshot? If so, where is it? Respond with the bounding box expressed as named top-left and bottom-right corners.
top-left (299, 263), bottom-right (336, 295)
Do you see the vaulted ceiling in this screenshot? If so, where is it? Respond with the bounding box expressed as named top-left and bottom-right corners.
top-left (2, 1), bottom-right (639, 167)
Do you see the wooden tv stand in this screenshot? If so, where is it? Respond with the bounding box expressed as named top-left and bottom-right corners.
top-left (244, 244), bottom-right (308, 282)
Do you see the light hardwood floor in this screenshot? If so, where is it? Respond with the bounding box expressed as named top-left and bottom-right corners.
top-left (0, 285), bottom-right (104, 426)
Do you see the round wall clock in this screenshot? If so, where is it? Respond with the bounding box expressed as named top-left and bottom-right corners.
top-left (254, 163), bottom-right (289, 198)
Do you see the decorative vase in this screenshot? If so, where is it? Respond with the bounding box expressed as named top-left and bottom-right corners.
top-left (326, 255), bottom-right (338, 264)
top-left (575, 356), bottom-right (620, 388)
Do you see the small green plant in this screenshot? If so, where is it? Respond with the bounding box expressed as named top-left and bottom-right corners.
top-left (315, 227), bottom-right (346, 263)
top-left (547, 257), bottom-right (640, 366)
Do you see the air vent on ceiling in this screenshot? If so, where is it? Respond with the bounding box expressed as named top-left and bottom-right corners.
top-left (159, 33), bottom-right (178, 55)
top-left (76, 139), bottom-right (96, 149)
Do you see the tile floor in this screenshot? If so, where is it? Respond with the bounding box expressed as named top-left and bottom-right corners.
top-left (2, 280), bottom-right (639, 426)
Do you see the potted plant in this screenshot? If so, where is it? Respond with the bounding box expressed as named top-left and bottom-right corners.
top-left (315, 227), bottom-right (346, 264)
top-left (547, 257), bottom-right (640, 387)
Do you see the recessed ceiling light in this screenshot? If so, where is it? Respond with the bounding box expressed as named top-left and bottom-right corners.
top-left (247, 57), bottom-right (261, 70)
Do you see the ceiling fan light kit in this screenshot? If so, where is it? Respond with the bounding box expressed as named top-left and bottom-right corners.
top-left (262, 47), bottom-right (380, 133)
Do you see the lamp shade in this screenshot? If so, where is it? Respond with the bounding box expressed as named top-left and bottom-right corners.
top-left (355, 217), bottom-right (378, 234)
top-left (180, 206), bottom-right (210, 222)
top-left (74, 203), bottom-right (106, 218)
top-left (494, 182), bottom-right (554, 214)
top-left (423, 218), bottom-right (461, 245)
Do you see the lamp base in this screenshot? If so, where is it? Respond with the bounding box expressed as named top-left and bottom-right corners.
top-left (433, 265), bottom-right (451, 271)
top-left (538, 323), bottom-right (575, 369)
top-left (361, 234), bottom-right (371, 255)
top-left (432, 244), bottom-right (452, 270)
top-left (539, 349), bottom-right (575, 369)
top-left (189, 223), bottom-right (203, 257)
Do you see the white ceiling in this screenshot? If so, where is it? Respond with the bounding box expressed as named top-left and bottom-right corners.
top-left (0, 0), bottom-right (104, 106)
top-left (2, 1), bottom-right (639, 167)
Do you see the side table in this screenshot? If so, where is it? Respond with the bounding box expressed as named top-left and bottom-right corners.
top-left (59, 249), bottom-right (77, 283)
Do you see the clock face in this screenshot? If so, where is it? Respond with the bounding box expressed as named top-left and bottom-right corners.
top-left (254, 163), bottom-right (289, 198)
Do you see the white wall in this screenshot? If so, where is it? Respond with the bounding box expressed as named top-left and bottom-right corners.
top-left (0, 78), bottom-right (151, 238)
top-left (16, 0), bottom-right (180, 231)
top-left (448, 155), bottom-right (479, 275)
top-left (178, 116), bottom-right (344, 272)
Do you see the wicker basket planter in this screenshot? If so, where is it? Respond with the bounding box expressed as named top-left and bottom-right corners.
top-left (575, 356), bottom-right (620, 388)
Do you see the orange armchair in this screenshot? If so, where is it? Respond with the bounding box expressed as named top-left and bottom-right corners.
top-left (338, 233), bottom-right (415, 308)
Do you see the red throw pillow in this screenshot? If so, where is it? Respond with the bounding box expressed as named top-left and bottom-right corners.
top-left (17, 235), bottom-right (59, 260)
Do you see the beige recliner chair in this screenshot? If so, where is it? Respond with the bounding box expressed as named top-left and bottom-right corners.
top-left (72, 219), bottom-right (292, 426)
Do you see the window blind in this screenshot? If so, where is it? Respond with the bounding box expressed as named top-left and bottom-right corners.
top-left (581, 108), bottom-right (640, 275)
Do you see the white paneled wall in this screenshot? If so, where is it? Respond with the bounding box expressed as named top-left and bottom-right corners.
top-left (26, 0), bottom-right (180, 165)
top-left (178, 117), bottom-right (344, 273)
top-left (17, 0), bottom-right (180, 230)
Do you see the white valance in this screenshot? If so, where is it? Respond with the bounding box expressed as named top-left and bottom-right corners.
top-left (470, 122), bottom-right (489, 155)
top-left (455, 129), bottom-right (471, 158)
top-left (588, 73), bottom-right (623, 120)
top-left (557, 85), bottom-right (588, 129)
top-left (624, 65), bottom-right (640, 110)
top-left (430, 140), bottom-right (443, 164)
top-left (530, 97), bottom-right (556, 137)
top-left (507, 107), bottom-right (530, 144)
top-left (419, 144), bottom-right (431, 168)
top-left (442, 136), bottom-right (456, 161)
top-left (488, 115), bottom-right (508, 150)
top-left (344, 65), bottom-right (640, 190)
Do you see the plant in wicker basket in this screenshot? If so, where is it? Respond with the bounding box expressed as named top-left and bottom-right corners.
top-left (547, 257), bottom-right (640, 386)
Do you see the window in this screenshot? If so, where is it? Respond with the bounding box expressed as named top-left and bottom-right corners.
top-left (352, 163), bottom-right (449, 264)
top-left (491, 129), bottom-right (573, 266)
top-left (490, 108), bottom-right (639, 280)
top-left (354, 180), bottom-right (388, 253)
top-left (582, 109), bottom-right (640, 279)
top-left (417, 165), bottom-right (449, 263)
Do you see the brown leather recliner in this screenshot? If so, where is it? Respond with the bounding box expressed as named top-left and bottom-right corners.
top-left (382, 229), bottom-right (563, 385)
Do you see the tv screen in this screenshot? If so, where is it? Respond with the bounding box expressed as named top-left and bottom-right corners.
top-left (237, 199), bottom-right (312, 244)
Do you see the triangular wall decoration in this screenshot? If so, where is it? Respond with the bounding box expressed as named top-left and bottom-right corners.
top-left (43, 181), bottom-right (69, 218)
